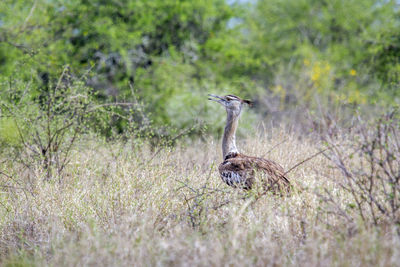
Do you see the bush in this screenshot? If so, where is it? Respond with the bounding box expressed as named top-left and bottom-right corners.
top-left (0, 67), bottom-right (102, 181)
top-left (319, 111), bottom-right (400, 234)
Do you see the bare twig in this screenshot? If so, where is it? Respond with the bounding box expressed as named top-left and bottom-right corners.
top-left (261, 138), bottom-right (288, 158)
top-left (284, 146), bottom-right (332, 176)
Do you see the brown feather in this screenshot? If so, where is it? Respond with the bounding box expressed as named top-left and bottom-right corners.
top-left (218, 153), bottom-right (290, 194)
top-left (208, 93), bottom-right (290, 194)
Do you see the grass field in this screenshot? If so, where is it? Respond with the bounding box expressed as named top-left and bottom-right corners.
top-left (1, 126), bottom-right (399, 266)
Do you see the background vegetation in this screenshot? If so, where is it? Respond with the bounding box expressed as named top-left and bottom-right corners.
top-left (1, 0), bottom-right (399, 136)
top-left (1, 0), bottom-right (400, 265)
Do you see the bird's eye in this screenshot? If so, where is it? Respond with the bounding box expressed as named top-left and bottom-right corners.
top-left (226, 96), bottom-right (237, 101)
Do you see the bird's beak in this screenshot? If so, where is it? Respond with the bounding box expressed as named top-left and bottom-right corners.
top-left (208, 94), bottom-right (226, 105)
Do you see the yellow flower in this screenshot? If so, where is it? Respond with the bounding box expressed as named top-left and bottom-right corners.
top-left (303, 59), bottom-right (310, 66)
top-left (324, 63), bottom-right (331, 72)
top-left (311, 72), bottom-right (319, 82)
top-left (273, 85), bottom-right (283, 94)
top-left (350, 69), bottom-right (357, 76)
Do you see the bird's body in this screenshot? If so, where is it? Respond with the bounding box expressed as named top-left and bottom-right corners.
top-left (219, 152), bottom-right (290, 193)
top-left (208, 94), bottom-right (290, 194)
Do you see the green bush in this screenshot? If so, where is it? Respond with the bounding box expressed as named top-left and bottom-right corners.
top-left (0, 0), bottom-right (399, 137)
top-left (0, 118), bottom-right (21, 147)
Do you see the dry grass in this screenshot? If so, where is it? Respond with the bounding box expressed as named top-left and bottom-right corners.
top-left (1, 127), bottom-right (399, 266)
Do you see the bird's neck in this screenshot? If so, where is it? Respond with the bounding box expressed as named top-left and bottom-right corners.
top-left (222, 111), bottom-right (240, 159)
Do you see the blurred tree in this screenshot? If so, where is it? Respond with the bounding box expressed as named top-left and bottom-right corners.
top-left (1, 0), bottom-right (233, 92)
top-left (243, 0), bottom-right (400, 99)
top-left (0, 0), bottom-right (237, 133)
top-left (0, 0), bottom-right (399, 137)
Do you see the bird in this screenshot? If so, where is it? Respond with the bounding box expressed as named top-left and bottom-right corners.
top-left (208, 94), bottom-right (290, 194)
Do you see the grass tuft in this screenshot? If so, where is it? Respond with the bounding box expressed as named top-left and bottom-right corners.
top-left (0, 127), bottom-right (399, 266)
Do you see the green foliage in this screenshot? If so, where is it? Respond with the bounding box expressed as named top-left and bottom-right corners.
top-left (0, 118), bottom-right (20, 147)
top-left (0, 0), bottom-right (400, 137)
top-left (244, 0), bottom-right (400, 104)
top-left (0, 68), bottom-right (109, 180)
top-left (0, 0), bottom-right (233, 88)
top-left (0, 0), bottom-right (239, 135)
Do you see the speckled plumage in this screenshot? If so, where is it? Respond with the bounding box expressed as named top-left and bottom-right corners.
top-left (218, 152), bottom-right (290, 193)
top-left (208, 94), bottom-right (291, 194)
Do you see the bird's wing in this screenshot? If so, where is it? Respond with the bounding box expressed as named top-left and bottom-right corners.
top-left (220, 154), bottom-right (290, 190)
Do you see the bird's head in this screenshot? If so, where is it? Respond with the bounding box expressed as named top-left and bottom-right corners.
top-left (208, 94), bottom-right (252, 116)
